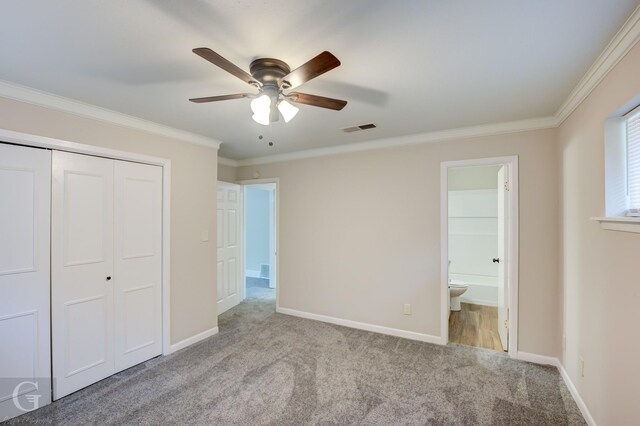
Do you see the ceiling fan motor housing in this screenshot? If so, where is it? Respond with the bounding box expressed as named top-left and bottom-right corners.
top-left (249, 58), bottom-right (291, 87)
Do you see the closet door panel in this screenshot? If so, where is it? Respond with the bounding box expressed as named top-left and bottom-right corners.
top-left (114, 160), bottom-right (162, 371)
top-left (0, 143), bottom-right (51, 420)
top-left (52, 151), bottom-right (114, 399)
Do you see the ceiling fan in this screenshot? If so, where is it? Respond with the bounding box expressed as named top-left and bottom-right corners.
top-left (189, 48), bottom-right (347, 125)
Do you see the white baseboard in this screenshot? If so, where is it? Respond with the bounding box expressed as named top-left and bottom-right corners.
top-left (516, 352), bottom-right (596, 426)
top-left (276, 307), bottom-right (443, 345)
top-left (460, 297), bottom-right (498, 307)
top-left (168, 326), bottom-right (219, 354)
top-left (515, 351), bottom-right (559, 366)
top-left (557, 362), bottom-right (597, 426)
top-left (245, 269), bottom-right (261, 278)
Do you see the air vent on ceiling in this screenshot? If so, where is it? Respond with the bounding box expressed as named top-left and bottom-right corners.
top-left (342, 123), bottom-right (377, 133)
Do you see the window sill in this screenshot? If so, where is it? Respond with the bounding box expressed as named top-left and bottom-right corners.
top-left (591, 216), bottom-right (640, 233)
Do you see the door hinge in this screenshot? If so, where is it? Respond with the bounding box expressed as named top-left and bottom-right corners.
top-left (505, 308), bottom-right (509, 329)
top-left (504, 180), bottom-right (510, 191)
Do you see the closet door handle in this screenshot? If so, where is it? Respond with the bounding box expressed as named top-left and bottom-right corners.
top-left (106, 276), bottom-right (112, 281)
top-left (492, 258), bottom-right (500, 264)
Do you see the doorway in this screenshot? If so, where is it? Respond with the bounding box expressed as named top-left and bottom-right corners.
top-left (241, 181), bottom-right (278, 305)
top-left (440, 157), bottom-right (518, 355)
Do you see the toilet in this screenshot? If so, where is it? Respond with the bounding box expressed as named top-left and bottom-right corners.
top-left (448, 282), bottom-right (468, 311)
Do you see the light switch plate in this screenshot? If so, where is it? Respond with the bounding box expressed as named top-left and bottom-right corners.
top-left (201, 230), bottom-right (209, 242)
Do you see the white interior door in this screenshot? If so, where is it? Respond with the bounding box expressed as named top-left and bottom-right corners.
top-left (0, 144), bottom-right (52, 420)
top-left (497, 166), bottom-right (509, 351)
top-left (217, 181), bottom-right (241, 314)
top-left (52, 151), bottom-right (115, 399)
top-left (114, 160), bottom-right (162, 372)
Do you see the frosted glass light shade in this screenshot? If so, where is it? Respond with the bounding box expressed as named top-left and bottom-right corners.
top-left (252, 112), bottom-right (270, 125)
top-left (251, 94), bottom-right (271, 125)
top-left (277, 100), bottom-right (299, 123)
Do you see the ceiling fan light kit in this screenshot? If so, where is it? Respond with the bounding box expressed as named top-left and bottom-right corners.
top-left (277, 99), bottom-right (299, 123)
top-left (250, 94), bottom-right (272, 125)
top-left (190, 48), bottom-right (347, 126)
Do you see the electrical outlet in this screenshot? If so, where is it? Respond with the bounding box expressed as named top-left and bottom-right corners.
top-left (403, 304), bottom-right (411, 315)
top-left (579, 356), bottom-right (585, 377)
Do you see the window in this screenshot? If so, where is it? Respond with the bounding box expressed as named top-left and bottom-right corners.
top-left (599, 100), bottom-right (640, 232)
top-left (627, 109), bottom-right (640, 211)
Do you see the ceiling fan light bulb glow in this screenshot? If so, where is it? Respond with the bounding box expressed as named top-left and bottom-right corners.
top-left (252, 112), bottom-right (270, 126)
top-left (250, 94), bottom-right (271, 115)
top-left (278, 100), bottom-right (299, 123)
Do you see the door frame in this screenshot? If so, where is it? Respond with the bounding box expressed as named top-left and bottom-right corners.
top-left (237, 178), bottom-right (280, 310)
top-left (0, 128), bottom-right (173, 355)
top-left (440, 155), bottom-right (519, 356)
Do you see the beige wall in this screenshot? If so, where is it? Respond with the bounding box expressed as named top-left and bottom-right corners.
top-left (237, 129), bottom-right (559, 356)
top-left (557, 42), bottom-right (640, 423)
top-left (0, 98), bottom-right (219, 345)
top-left (218, 162), bottom-right (237, 182)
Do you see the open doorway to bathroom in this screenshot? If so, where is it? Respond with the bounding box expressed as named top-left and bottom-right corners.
top-left (440, 157), bottom-right (519, 354)
top-left (242, 181), bottom-right (277, 304)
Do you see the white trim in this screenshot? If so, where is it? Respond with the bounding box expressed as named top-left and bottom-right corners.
top-left (161, 164), bottom-right (172, 355)
top-left (238, 178), bottom-right (280, 310)
top-left (218, 156), bottom-right (239, 167)
top-left (441, 156), bottom-right (519, 356)
top-left (277, 307), bottom-right (443, 345)
top-left (0, 79), bottom-right (223, 149)
top-left (557, 362), bottom-right (598, 426)
top-left (234, 117), bottom-right (556, 166)
top-left (245, 269), bottom-right (261, 278)
top-left (515, 353), bottom-right (596, 425)
top-left (461, 298), bottom-right (498, 307)
top-left (591, 216), bottom-right (640, 233)
top-left (167, 327), bottom-right (219, 354)
top-left (515, 351), bottom-right (558, 366)
top-left (0, 127), bottom-right (174, 356)
top-left (555, 5), bottom-right (640, 124)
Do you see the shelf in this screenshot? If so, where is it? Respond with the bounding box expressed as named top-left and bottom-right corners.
top-left (591, 216), bottom-right (640, 233)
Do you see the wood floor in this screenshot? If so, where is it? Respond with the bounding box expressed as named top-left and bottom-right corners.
top-left (449, 303), bottom-right (505, 352)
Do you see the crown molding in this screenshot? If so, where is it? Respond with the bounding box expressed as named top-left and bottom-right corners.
top-left (223, 6), bottom-right (640, 167)
top-left (555, 4), bottom-right (640, 124)
top-left (4, 5), bottom-right (639, 165)
top-left (218, 156), bottom-right (239, 167)
top-left (0, 80), bottom-right (222, 149)
top-left (234, 116), bottom-right (558, 166)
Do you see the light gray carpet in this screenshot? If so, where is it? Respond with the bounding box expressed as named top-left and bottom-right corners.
top-left (7, 286), bottom-right (585, 425)
top-left (246, 276), bottom-right (270, 289)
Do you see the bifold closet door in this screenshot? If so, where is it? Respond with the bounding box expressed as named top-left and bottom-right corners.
top-left (52, 151), bottom-right (163, 399)
top-left (52, 151), bottom-right (115, 399)
top-left (0, 143), bottom-right (52, 420)
top-left (113, 160), bottom-right (162, 372)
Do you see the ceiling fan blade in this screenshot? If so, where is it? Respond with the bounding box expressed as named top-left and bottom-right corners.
top-left (280, 51), bottom-right (340, 90)
top-left (286, 92), bottom-right (347, 111)
top-left (189, 93), bottom-right (252, 103)
top-left (192, 48), bottom-right (260, 87)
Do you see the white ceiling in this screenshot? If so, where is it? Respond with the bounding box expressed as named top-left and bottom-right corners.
top-left (1, 1), bottom-right (638, 159)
